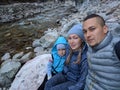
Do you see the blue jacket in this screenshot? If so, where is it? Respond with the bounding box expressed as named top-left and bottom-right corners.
top-left (84, 32), bottom-right (120, 90)
top-left (47, 36), bottom-right (68, 78)
top-left (63, 43), bottom-right (88, 90)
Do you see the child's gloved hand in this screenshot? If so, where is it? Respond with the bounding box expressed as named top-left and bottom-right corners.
top-left (47, 75), bottom-right (52, 80)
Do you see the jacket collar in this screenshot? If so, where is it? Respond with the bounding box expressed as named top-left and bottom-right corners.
top-left (90, 31), bottom-right (112, 52)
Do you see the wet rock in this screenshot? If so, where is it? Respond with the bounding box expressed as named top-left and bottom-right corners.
top-left (0, 61), bottom-right (21, 88)
top-left (12, 52), bottom-right (24, 59)
top-left (20, 52), bottom-right (34, 63)
top-left (1, 53), bottom-right (11, 61)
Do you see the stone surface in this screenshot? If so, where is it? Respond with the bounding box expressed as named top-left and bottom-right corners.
top-left (9, 54), bottom-right (52, 90)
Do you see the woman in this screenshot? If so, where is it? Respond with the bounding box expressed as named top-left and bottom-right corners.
top-left (44, 23), bottom-right (88, 90)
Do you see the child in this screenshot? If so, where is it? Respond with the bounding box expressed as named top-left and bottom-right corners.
top-left (47, 36), bottom-right (68, 80)
top-left (38, 36), bottom-right (68, 90)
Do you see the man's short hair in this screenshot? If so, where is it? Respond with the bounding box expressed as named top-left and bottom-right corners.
top-left (83, 14), bottom-right (105, 26)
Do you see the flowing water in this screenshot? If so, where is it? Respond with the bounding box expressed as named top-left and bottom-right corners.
top-left (0, 1), bottom-right (75, 57)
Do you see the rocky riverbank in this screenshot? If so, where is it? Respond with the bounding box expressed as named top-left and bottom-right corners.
top-left (0, 0), bottom-right (120, 89)
top-left (0, 1), bottom-right (77, 58)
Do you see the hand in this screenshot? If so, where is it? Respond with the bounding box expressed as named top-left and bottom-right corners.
top-left (47, 75), bottom-right (52, 80)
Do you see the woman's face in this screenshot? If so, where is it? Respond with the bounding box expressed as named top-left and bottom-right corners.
top-left (68, 34), bottom-right (82, 51)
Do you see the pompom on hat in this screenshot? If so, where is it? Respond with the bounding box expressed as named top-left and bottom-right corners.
top-left (57, 44), bottom-right (65, 50)
top-left (67, 23), bottom-right (85, 41)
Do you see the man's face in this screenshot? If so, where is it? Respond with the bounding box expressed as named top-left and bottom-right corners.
top-left (83, 18), bottom-right (108, 47)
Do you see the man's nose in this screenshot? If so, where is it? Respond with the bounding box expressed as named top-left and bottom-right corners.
top-left (86, 31), bottom-right (91, 38)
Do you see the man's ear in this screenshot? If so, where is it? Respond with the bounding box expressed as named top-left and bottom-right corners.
top-left (103, 25), bottom-right (108, 34)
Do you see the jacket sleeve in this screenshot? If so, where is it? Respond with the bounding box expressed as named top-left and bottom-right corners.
top-left (114, 41), bottom-right (120, 60)
top-left (63, 65), bottom-right (69, 74)
top-left (47, 59), bottom-right (53, 80)
top-left (68, 59), bottom-right (88, 90)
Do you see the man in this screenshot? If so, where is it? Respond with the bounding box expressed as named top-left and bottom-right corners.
top-left (82, 14), bottom-right (120, 90)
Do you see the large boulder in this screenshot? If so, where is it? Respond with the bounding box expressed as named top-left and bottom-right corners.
top-left (0, 61), bottom-right (21, 88)
top-left (9, 54), bottom-right (52, 90)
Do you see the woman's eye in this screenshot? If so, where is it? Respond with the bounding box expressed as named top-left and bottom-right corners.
top-left (73, 37), bottom-right (79, 39)
top-left (68, 37), bottom-right (71, 40)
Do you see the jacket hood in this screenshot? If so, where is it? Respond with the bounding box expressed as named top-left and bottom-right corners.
top-left (51, 36), bottom-right (68, 55)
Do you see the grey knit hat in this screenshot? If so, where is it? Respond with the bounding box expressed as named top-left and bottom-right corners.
top-left (67, 23), bottom-right (85, 41)
top-left (57, 44), bottom-right (65, 50)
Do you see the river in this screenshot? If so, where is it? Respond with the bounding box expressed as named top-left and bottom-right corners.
top-left (0, 1), bottom-right (76, 57)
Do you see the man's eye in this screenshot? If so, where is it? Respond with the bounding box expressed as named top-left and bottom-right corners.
top-left (90, 27), bottom-right (95, 31)
top-left (83, 30), bottom-right (87, 33)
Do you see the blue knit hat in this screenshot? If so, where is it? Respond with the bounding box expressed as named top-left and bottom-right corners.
top-left (57, 44), bottom-right (65, 50)
top-left (67, 23), bottom-right (85, 41)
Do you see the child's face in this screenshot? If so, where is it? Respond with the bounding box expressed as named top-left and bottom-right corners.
top-left (58, 49), bottom-right (66, 56)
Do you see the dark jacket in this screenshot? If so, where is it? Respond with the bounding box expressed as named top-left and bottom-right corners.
top-left (63, 43), bottom-right (88, 90)
top-left (114, 40), bottom-right (120, 60)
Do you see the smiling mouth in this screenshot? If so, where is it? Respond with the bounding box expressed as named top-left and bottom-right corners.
top-left (70, 44), bottom-right (75, 47)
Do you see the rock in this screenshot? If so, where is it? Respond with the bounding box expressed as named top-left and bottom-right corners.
top-left (20, 52), bottom-right (34, 63)
top-left (0, 61), bottom-right (21, 88)
top-left (1, 53), bottom-right (11, 61)
top-left (39, 31), bottom-right (59, 48)
top-left (34, 46), bottom-right (44, 56)
top-left (9, 54), bottom-right (52, 90)
top-left (12, 52), bottom-right (24, 59)
top-left (61, 19), bottom-right (80, 36)
top-left (32, 39), bottom-right (41, 47)
top-left (4, 33), bottom-right (11, 37)
top-left (111, 25), bottom-right (120, 37)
